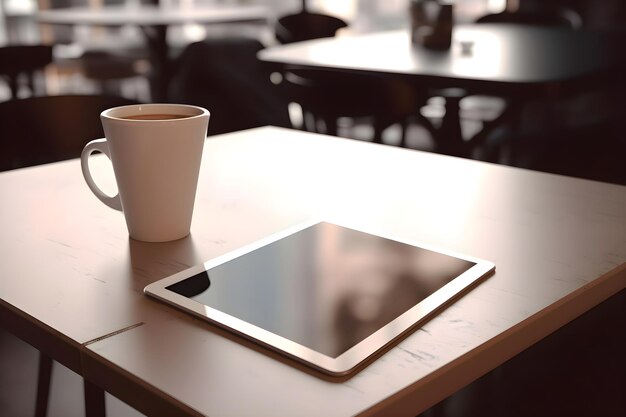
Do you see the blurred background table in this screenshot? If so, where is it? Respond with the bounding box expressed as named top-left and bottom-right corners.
top-left (37, 2), bottom-right (268, 101)
top-left (259, 24), bottom-right (625, 157)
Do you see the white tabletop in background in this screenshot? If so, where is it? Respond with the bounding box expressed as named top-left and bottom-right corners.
top-left (37, 4), bottom-right (268, 27)
top-left (258, 26), bottom-right (622, 89)
top-left (1, 127), bottom-right (624, 416)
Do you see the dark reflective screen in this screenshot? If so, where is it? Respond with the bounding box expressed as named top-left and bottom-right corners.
top-left (167, 223), bottom-right (475, 358)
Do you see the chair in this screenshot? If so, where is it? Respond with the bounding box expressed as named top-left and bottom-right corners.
top-left (280, 69), bottom-right (432, 144)
top-left (79, 50), bottom-right (149, 97)
top-left (458, 7), bottom-right (583, 161)
top-left (0, 95), bottom-right (140, 172)
top-left (39, 0), bottom-right (150, 100)
top-left (275, 11), bottom-right (348, 44)
top-left (0, 45), bottom-right (53, 99)
top-left (273, 12), bottom-right (433, 145)
top-left (169, 38), bottom-right (291, 136)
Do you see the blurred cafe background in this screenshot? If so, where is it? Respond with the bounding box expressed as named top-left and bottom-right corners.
top-left (0, 0), bottom-right (625, 415)
top-left (1, 0), bottom-right (624, 184)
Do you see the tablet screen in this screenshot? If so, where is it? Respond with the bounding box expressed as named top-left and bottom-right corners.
top-left (165, 222), bottom-right (476, 358)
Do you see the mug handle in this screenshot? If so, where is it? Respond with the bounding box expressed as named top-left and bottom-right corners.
top-left (80, 138), bottom-right (123, 211)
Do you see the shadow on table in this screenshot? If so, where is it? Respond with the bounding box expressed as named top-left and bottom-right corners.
top-left (127, 235), bottom-right (204, 291)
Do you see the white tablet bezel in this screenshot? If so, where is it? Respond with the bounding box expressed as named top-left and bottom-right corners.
top-left (144, 221), bottom-right (495, 376)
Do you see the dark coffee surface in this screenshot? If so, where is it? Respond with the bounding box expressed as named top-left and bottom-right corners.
top-left (122, 113), bottom-right (190, 120)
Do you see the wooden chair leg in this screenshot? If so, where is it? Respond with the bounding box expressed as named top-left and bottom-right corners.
top-left (8, 75), bottom-right (19, 99)
top-left (35, 352), bottom-right (53, 417)
top-left (398, 119), bottom-right (409, 148)
top-left (373, 119), bottom-right (390, 144)
top-left (84, 379), bottom-right (106, 417)
top-left (322, 116), bottom-right (337, 136)
top-left (26, 72), bottom-right (36, 96)
top-left (302, 109), bottom-right (316, 132)
top-left (438, 96), bottom-right (465, 156)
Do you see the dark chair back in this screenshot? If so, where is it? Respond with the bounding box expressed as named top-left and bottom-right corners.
top-left (169, 39), bottom-right (290, 136)
top-left (275, 12), bottom-right (348, 44)
top-left (0, 95), bottom-right (140, 171)
top-left (271, 12), bottom-right (429, 143)
top-left (0, 45), bottom-right (53, 99)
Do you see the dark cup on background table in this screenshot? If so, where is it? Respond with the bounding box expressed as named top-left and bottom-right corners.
top-left (410, 0), bottom-right (453, 50)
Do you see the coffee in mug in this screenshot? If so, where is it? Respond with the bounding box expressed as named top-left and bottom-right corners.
top-left (122, 114), bottom-right (190, 121)
top-left (81, 104), bottom-right (210, 242)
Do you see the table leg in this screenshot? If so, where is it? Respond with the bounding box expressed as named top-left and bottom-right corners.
top-left (141, 25), bottom-right (170, 102)
top-left (466, 99), bottom-right (521, 162)
top-left (435, 95), bottom-right (467, 157)
top-left (434, 95), bottom-right (524, 161)
top-left (84, 379), bottom-right (106, 417)
top-left (35, 352), bottom-right (53, 417)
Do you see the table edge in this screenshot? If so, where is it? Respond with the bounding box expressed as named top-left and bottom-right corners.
top-left (359, 262), bottom-right (626, 417)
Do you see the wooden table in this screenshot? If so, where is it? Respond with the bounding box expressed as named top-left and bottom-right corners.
top-left (1, 127), bottom-right (625, 416)
top-left (37, 3), bottom-right (268, 101)
top-left (258, 25), bottom-right (625, 156)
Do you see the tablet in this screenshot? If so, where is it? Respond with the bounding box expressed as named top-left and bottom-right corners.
top-left (144, 221), bottom-right (494, 376)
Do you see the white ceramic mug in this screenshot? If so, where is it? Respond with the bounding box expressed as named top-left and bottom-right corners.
top-left (81, 104), bottom-right (210, 242)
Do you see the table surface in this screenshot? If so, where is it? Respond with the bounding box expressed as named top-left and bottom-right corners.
top-left (1, 127), bottom-right (625, 416)
top-left (36, 4), bottom-right (268, 26)
top-left (258, 25), bottom-right (623, 91)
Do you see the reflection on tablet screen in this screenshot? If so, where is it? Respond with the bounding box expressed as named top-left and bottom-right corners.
top-left (166, 223), bottom-right (475, 358)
